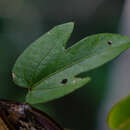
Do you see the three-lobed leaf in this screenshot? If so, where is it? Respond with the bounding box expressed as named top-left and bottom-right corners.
top-left (12, 22), bottom-right (130, 104)
top-left (107, 96), bottom-right (130, 130)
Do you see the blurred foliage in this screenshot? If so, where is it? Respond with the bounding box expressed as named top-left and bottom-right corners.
top-left (108, 96), bottom-right (130, 130)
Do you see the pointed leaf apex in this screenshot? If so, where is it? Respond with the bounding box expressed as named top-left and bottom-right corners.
top-left (55, 22), bottom-right (74, 31)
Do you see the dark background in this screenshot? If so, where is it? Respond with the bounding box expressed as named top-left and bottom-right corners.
top-left (0, 0), bottom-right (125, 129)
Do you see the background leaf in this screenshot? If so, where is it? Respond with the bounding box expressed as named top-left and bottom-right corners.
top-left (107, 96), bottom-right (130, 130)
top-left (12, 22), bottom-right (130, 104)
top-left (119, 122), bottom-right (130, 130)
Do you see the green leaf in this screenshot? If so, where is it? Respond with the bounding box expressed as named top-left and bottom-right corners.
top-left (12, 22), bottom-right (74, 87)
top-left (12, 22), bottom-right (130, 104)
top-left (107, 96), bottom-right (130, 130)
top-left (27, 77), bottom-right (91, 104)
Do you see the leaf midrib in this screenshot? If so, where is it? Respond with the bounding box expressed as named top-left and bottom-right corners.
top-left (31, 44), bottom-right (126, 90)
top-left (32, 40), bottom-right (62, 84)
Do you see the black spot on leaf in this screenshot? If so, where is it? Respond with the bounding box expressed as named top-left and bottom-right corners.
top-left (61, 79), bottom-right (68, 84)
top-left (107, 40), bottom-right (112, 45)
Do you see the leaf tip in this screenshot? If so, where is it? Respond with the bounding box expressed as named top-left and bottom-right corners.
top-left (59, 22), bottom-right (74, 30)
top-left (69, 21), bottom-right (74, 29)
top-left (65, 21), bottom-right (74, 26)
